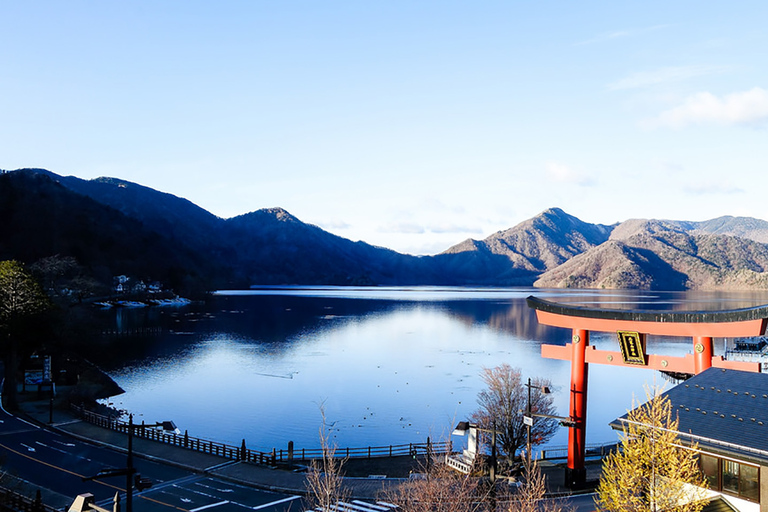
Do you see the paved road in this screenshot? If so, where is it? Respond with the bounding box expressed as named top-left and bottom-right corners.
top-left (0, 402), bottom-right (305, 511)
top-left (0, 396), bottom-right (596, 512)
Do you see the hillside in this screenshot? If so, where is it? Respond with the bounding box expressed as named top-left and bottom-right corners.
top-left (0, 169), bottom-right (439, 288)
top-left (536, 219), bottom-right (768, 290)
top-left (432, 208), bottom-right (613, 285)
top-left (224, 207), bottom-right (438, 285)
top-left (4, 168), bottom-right (768, 291)
top-left (0, 171), bottom-right (218, 293)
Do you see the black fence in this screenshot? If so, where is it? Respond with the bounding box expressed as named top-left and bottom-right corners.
top-left (71, 404), bottom-right (452, 464)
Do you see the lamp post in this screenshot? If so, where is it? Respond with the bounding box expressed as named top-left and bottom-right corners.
top-left (453, 421), bottom-right (500, 510)
top-left (524, 377), bottom-right (574, 467)
top-left (452, 421), bottom-right (499, 484)
top-left (525, 378), bottom-right (550, 467)
top-left (83, 414), bottom-right (177, 512)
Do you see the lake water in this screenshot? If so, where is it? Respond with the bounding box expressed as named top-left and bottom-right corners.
top-left (91, 287), bottom-right (768, 455)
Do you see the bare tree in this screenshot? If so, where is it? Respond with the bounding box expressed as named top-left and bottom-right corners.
top-left (305, 405), bottom-right (349, 511)
top-left (388, 451), bottom-right (570, 512)
top-left (385, 458), bottom-right (489, 512)
top-left (501, 457), bottom-right (570, 512)
top-left (471, 365), bottom-right (558, 461)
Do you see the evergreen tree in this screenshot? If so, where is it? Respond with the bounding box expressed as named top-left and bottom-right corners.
top-left (0, 260), bottom-right (50, 409)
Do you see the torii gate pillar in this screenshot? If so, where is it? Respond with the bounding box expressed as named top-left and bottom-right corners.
top-left (526, 296), bottom-right (768, 489)
top-left (566, 328), bottom-right (588, 487)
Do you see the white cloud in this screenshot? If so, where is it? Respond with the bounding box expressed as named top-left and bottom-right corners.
top-left (317, 219), bottom-right (351, 231)
top-left (545, 162), bottom-right (597, 186)
top-left (378, 221), bottom-right (483, 235)
top-left (655, 87), bottom-right (768, 128)
top-left (652, 160), bottom-right (684, 173)
top-left (427, 223), bottom-right (484, 235)
top-left (575, 24), bottom-right (670, 46)
top-left (378, 222), bottom-right (425, 234)
top-left (608, 65), bottom-right (728, 91)
top-left (683, 181), bottom-right (744, 195)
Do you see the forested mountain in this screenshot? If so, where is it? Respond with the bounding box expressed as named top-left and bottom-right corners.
top-left (432, 208), bottom-right (613, 285)
top-left (535, 219), bottom-right (768, 290)
top-left (3, 168), bottom-right (768, 291)
top-left (0, 170), bottom-right (218, 294)
top-left (0, 169), bottom-right (438, 289)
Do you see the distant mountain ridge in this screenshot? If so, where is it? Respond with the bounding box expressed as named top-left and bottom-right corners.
top-left (3, 168), bottom-right (768, 291)
top-left (434, 208), bottom-right (613, 284)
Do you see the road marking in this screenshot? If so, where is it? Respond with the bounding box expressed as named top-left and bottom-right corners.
top-left (0, 429), bottom-right (40, 436)
top-left (204, 460), bottom-right (239, 471)
top-left (19, 443), bottom-right (36, 452)
top-left (252, 496), bottom-right (302, 510)
top-left (0, 441), bottom-right (188, 511)
top-left (189, 500), bottom-right (229, 511)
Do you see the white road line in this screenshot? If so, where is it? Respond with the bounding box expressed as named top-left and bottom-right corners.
top-left (251, 496), bottom-right (302, 510)
top-left (351, 501), bottom-right (390, 512)
top-left (190, 500), bottom-right (230, 512)
top-left (0, 379), bottom-right (38, 430)
top-left (205, 460), bottom-right (239, 472)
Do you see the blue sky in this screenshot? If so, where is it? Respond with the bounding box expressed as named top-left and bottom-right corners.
top-left (2, 2), bottom-right (767, 255)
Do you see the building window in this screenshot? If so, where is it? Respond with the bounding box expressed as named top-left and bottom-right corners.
top-left (700, 453), bottom-right (720, 489)
top-left (722, 460), bottom-right (739, 494)
top-left (699, 454), bottom-right (760, 503)
top-left (740, 464), bottom-right (760, 502)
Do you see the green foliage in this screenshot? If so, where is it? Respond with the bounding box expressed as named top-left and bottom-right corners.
top-left (596, 390), bottom-right (707, 512)
top-left (0, 260), bottom-right (49, 331)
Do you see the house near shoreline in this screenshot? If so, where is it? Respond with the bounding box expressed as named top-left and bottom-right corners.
top-left (612, 368), bottom-right (768, 512)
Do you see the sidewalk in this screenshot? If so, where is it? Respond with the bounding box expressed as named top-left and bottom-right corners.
top-left (17, 396), bottom-right (409, 500)
top-left (16, 394), bottom-right (599, 503)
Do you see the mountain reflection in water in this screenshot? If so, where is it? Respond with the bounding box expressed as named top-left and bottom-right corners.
top-left (87, 287), bottom-right (768, 454)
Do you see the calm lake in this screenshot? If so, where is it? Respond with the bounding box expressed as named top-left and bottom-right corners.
top-left (91, 287), bottom-right (768, 455)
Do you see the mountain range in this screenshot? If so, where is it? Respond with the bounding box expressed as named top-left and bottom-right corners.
top-left (3, 168), bottom-right (768, 292)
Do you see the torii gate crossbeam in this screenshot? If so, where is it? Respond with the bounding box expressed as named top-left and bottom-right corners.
top-left (526, 296), bottom-right (768, 489)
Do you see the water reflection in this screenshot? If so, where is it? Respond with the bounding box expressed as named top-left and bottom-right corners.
top-left (92, 288), bottom-right (768, 454)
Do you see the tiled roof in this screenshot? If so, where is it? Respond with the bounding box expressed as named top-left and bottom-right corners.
top-left (611, 368), bottom-right (768, 464)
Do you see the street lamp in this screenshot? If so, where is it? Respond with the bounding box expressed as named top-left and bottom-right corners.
top-left (453, 421), bottom-right (502, 509)
top-left (452, 421), bottom-right (498, 485)
top-left (524, 377), bottom-right (575, 467)
top-left (83, 414), bottom-right (178, 512)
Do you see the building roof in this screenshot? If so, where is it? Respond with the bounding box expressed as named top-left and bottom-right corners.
top-left (611, 368), bottom-right (768, 465)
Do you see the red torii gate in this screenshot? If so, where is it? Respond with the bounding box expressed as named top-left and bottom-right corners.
top-left (526, 295), bottom-right (768, 488)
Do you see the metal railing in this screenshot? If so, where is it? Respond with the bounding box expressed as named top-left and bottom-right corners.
top-left (71, 404), bottom-right (451, 464)
top-left (539, 442), bottom-right (618, 460)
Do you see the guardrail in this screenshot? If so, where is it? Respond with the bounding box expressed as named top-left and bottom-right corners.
top-left (71, 404), bottom-right (452, 464)
top-left (539, 442), bottom-right (618, 461)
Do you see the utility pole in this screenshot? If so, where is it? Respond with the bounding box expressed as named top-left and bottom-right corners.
top-left (526, 377), bottom-right (532, 468)
top-left (126, 414), bottom-right (134, 512)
